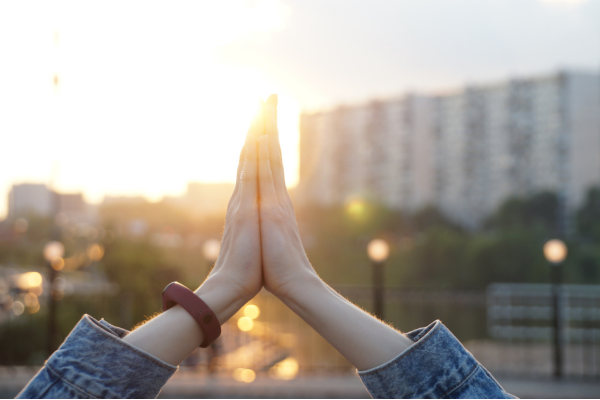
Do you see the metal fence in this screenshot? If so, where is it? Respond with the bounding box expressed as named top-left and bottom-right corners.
top-left (177, 286), bottom-right (489, 380)
top-left (471, 283), bottom-right (600, 379)
top-left (3, 283), bottom-right (600, 381)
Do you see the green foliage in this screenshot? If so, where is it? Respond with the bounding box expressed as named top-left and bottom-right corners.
top-left (101, 238), bottom-right (182, 325)
top-left (3, 187), bottom-right (600, 365)
top-left (299, 188), bottom-right (600, 288)
top-left (577, 187), bottom-right (600, 242)
top-left (485, 191), bottom-right (559, 233)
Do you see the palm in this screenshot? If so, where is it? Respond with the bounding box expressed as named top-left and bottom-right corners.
top-left (258, 95), bottom-right (317, 296)
top-left (207, 105), bottom-right (264, 301)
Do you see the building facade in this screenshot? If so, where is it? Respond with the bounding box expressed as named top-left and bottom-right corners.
top-left (7, 184), bottom-right (96, 224)
top-left (297, 71), bottom-right (600, 229)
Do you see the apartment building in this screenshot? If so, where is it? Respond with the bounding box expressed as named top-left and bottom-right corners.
top-left (7, 183), bottom-right (97, 224)
top-left (297, 70), bottom-right (600, 229)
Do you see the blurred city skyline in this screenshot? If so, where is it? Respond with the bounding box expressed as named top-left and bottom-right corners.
top-left (1, 0), bottom-right (599, 219)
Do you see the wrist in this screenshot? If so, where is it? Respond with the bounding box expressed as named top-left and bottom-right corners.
top-left (194, 274), bottom-right (247, 324)
top-left (276, 269), bottom-right (325, 304)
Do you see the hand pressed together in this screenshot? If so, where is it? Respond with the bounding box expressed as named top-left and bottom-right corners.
top-left (258, 96), bottom-right (320, 299)
top-left (197, 104), bottom-right (265, 323)
top-left (202, 95), bottom-right (318, 305)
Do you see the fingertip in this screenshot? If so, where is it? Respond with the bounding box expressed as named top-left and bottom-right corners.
top-left (266, 94), bottom-right (278, 107)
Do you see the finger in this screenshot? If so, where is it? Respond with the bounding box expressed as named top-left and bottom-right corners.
top-left (265, 104), bottom-right (287, 198)
top-left (239, 106), bottom-right (264, 206)
top-left (258, 135), bottom-right (277, 206)
top-left (266, 93), bottom-right (278, 117)
top-left (250, 98), bottom-right (265, 139)
top-left (239, 135), bottom-right (258, 206)
top-left (233, 101), bottom-right (263, 199)
top-left (229, 145), bottom-right (246, 201)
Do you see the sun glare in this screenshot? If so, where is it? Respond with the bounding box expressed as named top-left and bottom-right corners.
top-left (0, 0), bottom-right (297, 217)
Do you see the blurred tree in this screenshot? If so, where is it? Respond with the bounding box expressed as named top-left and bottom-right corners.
top-left (485, 191), bottom-right (559, 234)
top-left (101, 238), bottom-right (182, 328)
top-left (577, 187), bottom-right (600, 242)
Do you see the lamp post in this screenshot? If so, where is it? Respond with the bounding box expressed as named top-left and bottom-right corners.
top-left (202, 239), bottom-right (221, 373)
top-left (368, 239), bottom-right (390, 320)
top-left (543, 239), bottom-right (568, 379)
top-left (43, 240), bottom-right (65, 355)
top-left (202, 239), bottom-right (221, 275)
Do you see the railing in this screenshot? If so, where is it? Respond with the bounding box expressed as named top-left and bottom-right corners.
top-left (475, 283), bottom-right (600, 379)
top-left (2, 284), bottom-right (600, 381)
top-left (179, 286), bottom-right (489, 380)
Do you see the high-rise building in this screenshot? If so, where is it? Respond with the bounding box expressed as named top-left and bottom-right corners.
top-left (298, 95), bottom-right (434, 212)
top-left (7, 184), bottom-right (54, 219)
top-left (297, 70), bottom-right (600, 229)
top-left (7, 184), bottom-right (96, 224)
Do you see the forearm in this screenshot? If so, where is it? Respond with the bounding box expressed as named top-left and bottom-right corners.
top-left (279, 271), bottom-right (413, 371)
top-left (123, 273), bottom-right (245, 366)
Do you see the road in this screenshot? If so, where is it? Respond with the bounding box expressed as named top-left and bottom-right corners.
top-left (2, 367), bottom-right (600, 398)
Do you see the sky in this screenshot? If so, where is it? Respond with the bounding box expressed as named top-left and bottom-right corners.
top-left (0, 0), bottom-right (598, 218)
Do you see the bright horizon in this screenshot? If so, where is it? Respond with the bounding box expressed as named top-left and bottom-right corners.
top-left (2, 0), bottom-right (598, 219)
top-left (0, 1), bottom-right (300, 218)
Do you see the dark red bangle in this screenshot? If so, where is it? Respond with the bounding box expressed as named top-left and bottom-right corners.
top-left (162, 281), bottom-right (221, 348)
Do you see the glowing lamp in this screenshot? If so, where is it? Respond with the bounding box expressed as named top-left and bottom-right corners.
top-left (544, 239), bottom-right (567, 265)
top-left (368, 239), bottom-right (390, 263)
top-left (202, 239), bottom-right (221, 262)
top-left (44, 241), bottom-right (65, 262)
top-left (243, 305), bottom-right (260, 319)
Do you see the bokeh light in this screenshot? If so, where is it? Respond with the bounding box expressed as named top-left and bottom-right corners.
top-left (17, 272), bottom-right (43, 290)
top-left (269, 357), bottom-right (299, 380)
top-left (543, 239), bottom-right (568, 264)
top-left (345, 198), bottom-right (367, 220)
top-left (237, 316), bottom-right (254, 331)
top-left (87, 243), bottom-right (105, 261)
top-left (202, 239), bottom-right (221, 262)
top-left (51, 257), bottom-right (65, 271)
top-left (243, 304), bottom-right (260, 319)
top-left (43, 241), bottom-right (65, 262)
top-left (28, 302), bottom-right (40, 314)
top-left (23, 293), bottom-right (38, 307)
top-left (367, 239), bottom-right (390, 262)
top-left (12, 301), bottom-right (25, 315)
top-left (233, 367), bottom-right (256, 383)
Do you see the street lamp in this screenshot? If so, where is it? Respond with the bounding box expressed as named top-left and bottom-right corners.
top-left (543, 239), bottom-right (567, 379)
top-left (43, 240), bottom-right (64, 355)
top-left (368, 239), bottom-right (390, 320)
top-left (202, 239), bottom-right (220, 273)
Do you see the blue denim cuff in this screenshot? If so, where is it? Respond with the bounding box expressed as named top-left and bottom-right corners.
top-left (44, 314), bottom-right (177, 398)
top-left (358, 320), bottom-right (512, 399)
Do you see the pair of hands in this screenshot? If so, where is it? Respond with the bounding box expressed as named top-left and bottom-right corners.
top-left (126, 94), bottom-right (412, 370)
top-left (199, 95), bottom-right (318, 322)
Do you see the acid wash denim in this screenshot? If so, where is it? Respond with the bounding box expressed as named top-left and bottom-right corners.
top-left (358, 321), bottom-right (515, 399)
top-left (18, 316), bottom-right (515, 399)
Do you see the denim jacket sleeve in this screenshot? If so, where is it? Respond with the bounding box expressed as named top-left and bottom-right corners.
top-left (17, 315), bottom-right (177, 399)
top-left (358, 320), bottom-right (516, 399)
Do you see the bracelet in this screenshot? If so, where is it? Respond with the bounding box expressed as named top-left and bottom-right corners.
top-left (162, 281), bottom-right (221, 348)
